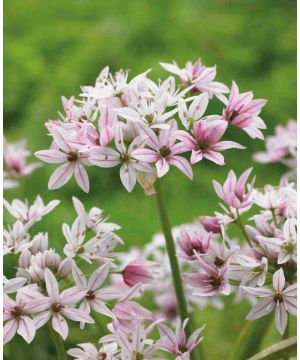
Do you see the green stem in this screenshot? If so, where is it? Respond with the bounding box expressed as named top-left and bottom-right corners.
top-left (271, 209), bottom-right (278, 228)
top-left (236, 209), bottom-right (253, 248)
top-left (248, 336), bottom-right (296, 360)
top-left (48, 323), bottom-right (66, 360)
top-left (155, 179), bottom-right (203, 360)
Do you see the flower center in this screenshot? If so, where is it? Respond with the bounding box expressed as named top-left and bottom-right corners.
top-left (98, 352), bottom-right (107, 360)
top-left (283, 241), bottom-right (295, 253)
top-left (214, 256), bottom-right (225, 267)
top-left (76, 245), bottom-right (85, 254)
top-left (86, 290), bottom-right (96, 300)
top-left (144, 114), bottom-right (154, 124)
top-left (51, 303), bottom-right (63, 313)
top-left (198, 139), bottom-right (211, 150)
top-left (133, 352), bottom-right (144, 360)
top-left (67, 152), bottom-right (78, 162)
top-left (188, 245), bottom-right (206, 256)
top-left (178, 345), bottom-right (188, 353)
top-left (11, 306), bottom-right (23, 318)
top-left (229, 109), bottom-right (238, 121)
top-left (159, 146), bottom-right (171, 157)
top-left (211, 275), bottom-right (222, 288)
top-left (120, 153), bottom-right (129, 163)
top-left (273, 292), bottom-right (284, 303)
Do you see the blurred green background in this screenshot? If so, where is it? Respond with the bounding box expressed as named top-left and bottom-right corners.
top-left (4, 0), bottom-right (296, 359)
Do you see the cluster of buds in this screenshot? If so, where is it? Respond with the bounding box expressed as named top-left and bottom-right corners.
top-left (3, 195), bottom-right (205, 359)
top-left (35, 60), bottom-right (267, 193)
top-left (253, 119), bottom-right (297, 179)
top-left (3, 138), bottom-right (41, 189)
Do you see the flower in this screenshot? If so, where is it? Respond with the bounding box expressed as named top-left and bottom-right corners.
top-left (213, 168), bottom-right (255, 209)
top-left (160, 59), bottom-right (229, 99)
top-left (122, 259), bottom-right (159, 287)
top-left (35, 126), bottom-right (91, 192)
top-left (34, 268), bottom-right (94, 340)
top-left (4, 292), bottom-right (49, 344)
top-left (89, 124), bottom-right (152, 192)
top-left (177, 93), bottom-right (209, 130)
top-left (177, 225), bottom-right (213, 260)
top-left (241, 268), bottom-right (296, 335)
top-left (71, 262), bottom-right (117, 328)
top-left (199, 216), bottom-right (222, 234)
top-left (4, 138), bottom-right (41, 179)
top-left (67, 342), bottom-right (118, 360)
top-left (3, 220), bottom-right (31, 255)
top-left (131, 120), bottom-right (193, 179)
top-left (156, 318), bottom-right (205, 359)
top-left (177, 118), bottom-right (245, 165)
top-left (221, 81), bottom-right (267, 139)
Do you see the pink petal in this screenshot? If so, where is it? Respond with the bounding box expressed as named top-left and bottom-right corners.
top-left (17, 317), bottom-right (36, 344)
top-left (34, 310), bottom-right (52, 329)
top-left (61, 308), bottom-right (94, 323)
top-left (203, 151), bottom-right (225, 165)
top-left (275, 302), bottom-right (288, 335)
top-left (176, 130), bottom-right (197, 150)
top-left (131, 148), bottom-right (158, 162)
top-left (273, 268), bottom-right (285, 292)
top-left (120, 163), bottom-right (136, 192)
top-left (61, 286), bottom-right (86, 305)
top-left (210, 141), bottom-right (245, 151)
top-left (89, 148), bottom-right (120, 168)
top-left (231, 113), bottom-right (253, 128)
top-left (35, 150), bottom-right (68, 164)
top-left (168, 155), bottom-right (193, 179)
top-left (74, 162), bottom-right (90, 193)
top-left (189, 93), bottom-right (209, 120)
top-left (191, 150), bottom-right (203, 164)
top-left (52, 313), bottom-right (68, 340)
top-left (48, 162), bottom-right (75, 190)
top-left (44, 268), bottom-right (59, 300)
top-left (71, 262), bottom-right (87, 287)
top-left (3, 319), bottom-right (18, 345)
top-left (90, 299), bottom-right (114, 318)
top-left (88, 263), bottom-right (110, 290)
top-left (155, 158), bottom-right (170, 178)
top-left (246, 299), bottom-right (274, 320)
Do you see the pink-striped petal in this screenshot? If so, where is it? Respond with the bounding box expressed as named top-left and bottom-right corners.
top-left (74, 162), bottom-right (89, 193)
top-left (48, 162), bottom-right (75, 190)
top-left (35, 150), bottom-right (68, 164)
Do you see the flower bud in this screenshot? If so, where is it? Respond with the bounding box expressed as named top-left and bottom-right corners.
top-left (200, 216), bottom-right (222, 234)
top-left (122, 259), bottom-right (158, 287)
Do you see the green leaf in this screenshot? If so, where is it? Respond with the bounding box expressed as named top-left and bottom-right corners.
top-left (248, 336), bottom-right (296, 360)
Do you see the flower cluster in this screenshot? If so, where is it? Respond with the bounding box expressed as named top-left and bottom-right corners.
top-left (4, 138), bottom-right (41, 189)
top-left (35, 60), bottom-right (267, 192)
top-left (253, 119), bottom-right (297, 179)
top-left (3, 195), bottom-right (205, 359)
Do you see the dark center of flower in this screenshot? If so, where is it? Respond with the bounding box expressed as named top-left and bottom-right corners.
top-left (67, 152), bottom-right (78, 162)
top-left (76, 245), bottom-right (85, 254)
top-left (273, 293), bottom-right (284, 303)
top-left (214, 256), bottom-right (225, 267)
top-left (229, 109), bottom-right (238, 121)
top-left (178, 345), bottom-right (188, 353)
top-left (188, 245), bottom-right (205, 256)
top-left (159, 146), bottom-right (171, 157)
top-left (134, 352), bottom-right (144, 360)
top-left (211, 275), bottom-right (222, 288)
top-left (52, 303), bottom-right (63, 313)
top-left (79, 115), bottom-right (88, 122)
top-left (11, 306), bottom-right (23, 318)
top-left (198, 138), bottom-right (211, 150)
top-left (98, 352), bottom-right (107, 360)
top-left (144, 114), bottom-right (154, 124)
top-left (86, 290), bottom-right (96, 300)
top-left (283, 241), bottom-right (295, 253)
top-left (166, 306), bottom-right (178, 320)
top-left (10, 164), bottom-right (22, 175)
top-left (120, 153), bottom-right (129, 163)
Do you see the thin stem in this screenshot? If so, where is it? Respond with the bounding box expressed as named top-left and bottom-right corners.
top-left (155, 179), bottom-right (203, 360)
top-left (271, 208), bottom-right (278, 228)
top-left (48, 323), bottom-right (66, 360)
top-left (236, 209), bottom-right (253, 247)
top-left (282, 317), bottom-right (289, 360)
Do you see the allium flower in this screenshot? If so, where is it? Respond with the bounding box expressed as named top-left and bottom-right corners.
top-left (3, 220), bottom-right (30, 255)
top-left (72, 196), bottom-right (120, 233)
top-left (68, 342), bottom-right (118, 360)
top-left (258, 219), bottom-right (297, 264)
top-left (160, 59), bottom-right (229, 99)
top-left (117, 321), bottom-right (158, 360)
top-left (4, 292), bottom-right (48, 344)
top-left (3, 277), bottom-right (27, 294)
top-left (4, 196), bottom-right (59, 226)
top-left (4, 138), bottom-right (41, 179)
top-left (35, 126), bottom-right (91, 192)
top-left (242, 268), bottom-right (296, 335)
top-left (34, 268), bottom-right (94, 340)
top-left (177, 118), bottom-right (245, 165)
top-left (199, 216), bottom-right (222, 234)
top-left (183, 254), bottom-right (231, 296)
top-left (221, 81), bottom-right (267, 139)
top-left (177, 225), bottom-right (213, 260)
top-left (122, 259), bottom-right (159, 287)
top-left (156, 319), bottom-right (205, 359)
top-left (89, 124), bottom-right (152, 192)
top-left (72, 262), bottom-right (117, 327)
top-left (213, 168), bottom-right (255, 209)
top-left (131, 120), bottom-right (193, 179)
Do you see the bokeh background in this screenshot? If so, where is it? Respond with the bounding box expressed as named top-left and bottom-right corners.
top-left (4, 0), bottom-right (296, 359)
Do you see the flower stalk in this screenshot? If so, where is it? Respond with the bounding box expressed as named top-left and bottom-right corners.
top-left (155, 179), bottom-right (202, 360)
top-left (49, 324), bottom-right (66, 360)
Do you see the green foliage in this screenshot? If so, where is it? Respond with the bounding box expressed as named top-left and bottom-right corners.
top-left (4, 0), bottom-right (296, 359)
